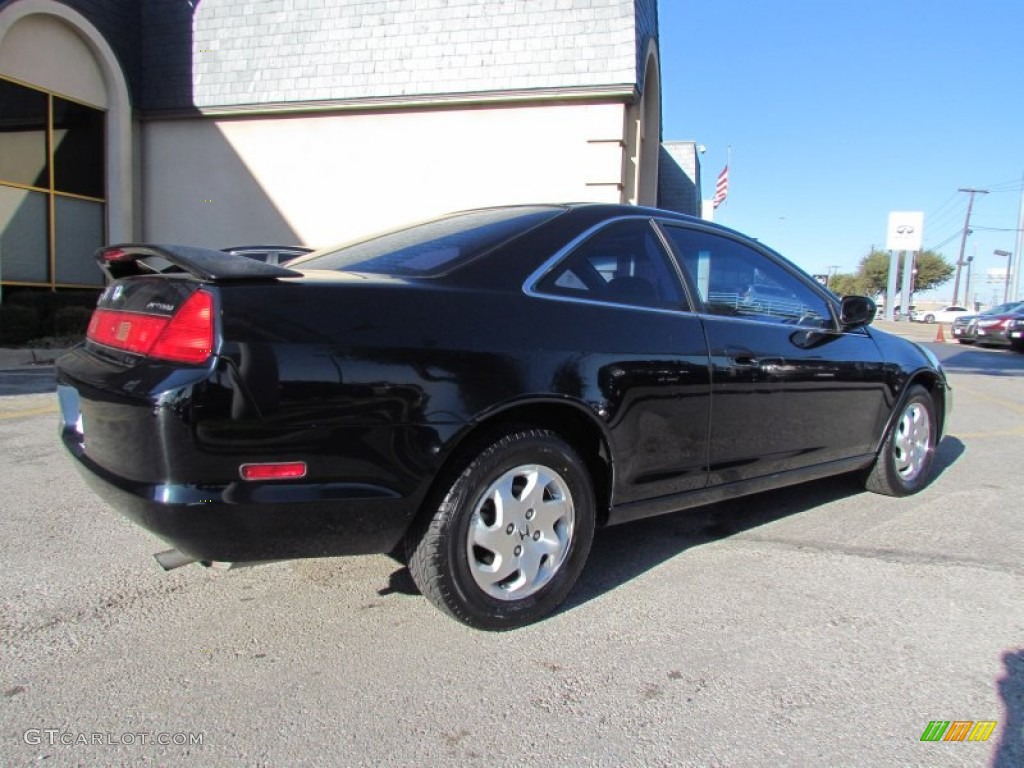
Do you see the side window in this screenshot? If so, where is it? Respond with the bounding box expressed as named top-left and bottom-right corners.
top-left (660, 225), bottom-right (833, 327)
top-left (535, 219), bottom-right (688, 310)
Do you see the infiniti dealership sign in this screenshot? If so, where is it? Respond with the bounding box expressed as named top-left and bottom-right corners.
top-left (886, 211), bottom-right (925, 252)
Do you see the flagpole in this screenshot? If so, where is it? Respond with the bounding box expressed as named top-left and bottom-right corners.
top-left (711, 147), bottom-right (731, 222)
top-left (723, 145), bottom-right (731, 224)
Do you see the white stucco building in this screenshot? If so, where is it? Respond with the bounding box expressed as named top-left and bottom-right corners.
top-left (1, 0), bottom-right (697, 292)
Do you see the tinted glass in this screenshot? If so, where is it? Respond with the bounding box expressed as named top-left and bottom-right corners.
top-left (536, 219), bottom-right (687, 310)
top-left (52, 97), bottom-right (105, 198)
top-left (0, 78), bottom-right (48, 188)
top-left (54, 196), bottom-right (104, 285)
top-left (662, 225), bottom-right (832, 327)
top-left (0, 186), bottom-right (49, 282)
top-left (290, 207), bottom-right (562, 276)
top-left (983, 301), bottom-right (1024, 315)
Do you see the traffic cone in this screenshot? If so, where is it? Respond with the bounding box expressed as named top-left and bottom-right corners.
top-left (935, 324), bottom-right (946, 343)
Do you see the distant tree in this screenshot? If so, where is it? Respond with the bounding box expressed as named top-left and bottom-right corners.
top-left (855, 249), bottom-right (954, 296)
top-left (913, 251), bottom-right (956, 293)
top-left (826, 273), bottom-right (863, 297)
top-left (858, 251), bottom-right (892, 296)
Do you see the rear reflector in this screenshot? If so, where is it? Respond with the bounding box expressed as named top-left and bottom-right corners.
top-left (87, 289), bottom-right (214, 364)
top-left (239, 462), bottom-right (308, 481)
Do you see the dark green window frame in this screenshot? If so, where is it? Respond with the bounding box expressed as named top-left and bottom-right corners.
top-left (0, 75), bottom-right (106, 290)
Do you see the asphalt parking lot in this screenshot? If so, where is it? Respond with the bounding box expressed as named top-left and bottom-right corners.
top-left (1, 335), bottom-right (1021, 767)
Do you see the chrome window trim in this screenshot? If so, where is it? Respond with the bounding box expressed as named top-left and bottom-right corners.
top-left (524, 287), bottom-right (700, 317)
top-left (522, 213), bottom-right (846, 328)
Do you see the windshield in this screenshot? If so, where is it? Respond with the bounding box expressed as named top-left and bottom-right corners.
top-left (289, 206), bottom-right (563, 277)
top-left (982, 301), bottom-right (1024, 315)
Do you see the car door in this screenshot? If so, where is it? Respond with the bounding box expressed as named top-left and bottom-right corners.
top-left (657, 221), bottom-right (890, 486)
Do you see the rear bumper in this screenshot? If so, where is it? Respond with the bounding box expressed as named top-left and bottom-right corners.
top-left (55, 364), bottom-right (424, 561)
top-left (973, 328), bottom-right (1011, 344)
top-left (61, 427), bottom-right (415, 561)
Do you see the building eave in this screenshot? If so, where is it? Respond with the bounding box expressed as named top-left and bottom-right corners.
top-left (137, 83), bottom-right (640, 121)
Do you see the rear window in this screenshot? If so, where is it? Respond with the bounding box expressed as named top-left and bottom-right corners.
top-left (288, 206), bottom-right (563, 277)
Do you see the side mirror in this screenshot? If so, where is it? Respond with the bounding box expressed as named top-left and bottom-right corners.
top-left (840, 295), bottom-right (876, 329)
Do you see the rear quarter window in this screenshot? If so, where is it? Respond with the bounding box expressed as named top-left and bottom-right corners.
top-left (288, 207), bottom-right (563, 277)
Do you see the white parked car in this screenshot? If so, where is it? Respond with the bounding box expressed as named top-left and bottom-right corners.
top-left (916, 305), bottom-right (970, 324)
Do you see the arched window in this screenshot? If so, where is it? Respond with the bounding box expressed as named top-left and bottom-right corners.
top-left (0, 1), bottom-right (132, 291)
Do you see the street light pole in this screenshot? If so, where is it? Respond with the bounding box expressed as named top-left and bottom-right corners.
top-left (995, 249), bottom-right (1012, 303)
top-left (952, 188), bottom-right (988, 305)
top-left (965, 255), bottom-right (974, 309)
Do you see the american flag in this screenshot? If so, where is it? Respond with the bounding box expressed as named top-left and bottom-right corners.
top-left (712, 165), bottom-right (729, 209)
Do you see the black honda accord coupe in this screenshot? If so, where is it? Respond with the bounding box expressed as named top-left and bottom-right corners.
top-left (56, 204), bottom-right (951, 629)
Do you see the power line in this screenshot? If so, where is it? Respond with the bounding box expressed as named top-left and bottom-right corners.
top-left (924, 231), bottom-right (963, 252)
top-left (926, 198), bottom-right (968, 236)
top-left (925, 191), bottom-right (960, 221)
top-left (979, 177), bottom-right (1024, 193)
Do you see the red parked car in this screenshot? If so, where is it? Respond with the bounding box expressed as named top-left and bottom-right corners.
top-left (952, 301), bottom-right (1024, 345)
top-left (1007, 314), bottom-right (1024, 352)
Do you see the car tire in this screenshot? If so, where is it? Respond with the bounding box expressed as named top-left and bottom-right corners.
top-left (923, 314), bottom-right (935, 324)
top-left (864, 386), bottom-right (937, 497)
top-left (406, 428), bottom-right (596, 630)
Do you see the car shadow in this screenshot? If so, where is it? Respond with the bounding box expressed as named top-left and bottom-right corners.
top-left (930, 343), bottom-right (1024, 377)
top-left (566, 436), bottom-right (966, 615)
top-left (994, 649), bottom-right (1023, 767)
top-left (564, 473), bottom-right (866, 613)
top-left (931, 436), bottom-right (965, 481)
top-left (377, 477), bottom-right (867, 605)
top-left (380, 440), bottom-right (969, 617)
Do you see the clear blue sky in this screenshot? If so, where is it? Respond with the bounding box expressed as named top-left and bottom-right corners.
top-left (658, 0), bottom-right (1024, 304)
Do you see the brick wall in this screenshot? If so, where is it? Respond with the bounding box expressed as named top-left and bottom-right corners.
top-left (658, 142), bottom-right (701, 217)
top-left (3, 0), bottom-right (659, 111)
top-left (182, 0), bottom-right (644, 109)
top-left (140, 0), bottom-right (199, 110)
top-left (633, 0), bottom-right (657, 91)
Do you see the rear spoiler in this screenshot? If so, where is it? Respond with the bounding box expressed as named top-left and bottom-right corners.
top-left (96, 244), bottom-right (303, 282)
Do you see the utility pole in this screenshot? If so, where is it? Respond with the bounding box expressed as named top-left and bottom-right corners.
top-left (995, 250), bottom-right (1012, 303)
top-left (1013, 174), bottom-right (1024, 302)
top-left (827, 265), bottom-right (840, 288)
top-left (951, 188), bottom-right (988, 305)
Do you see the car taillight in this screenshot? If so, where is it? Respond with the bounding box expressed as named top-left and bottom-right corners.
top-left (978, 318), bottom-right (1006, 329)
top-left (86, 289), bottom-right (214, 364)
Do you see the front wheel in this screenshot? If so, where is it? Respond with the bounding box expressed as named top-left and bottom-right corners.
top-left (406, 428), bottom-right (596, 630)
top-left (923, 314), bottom-right (935, 324)
top-left (864, 386), bottom-right (937, 496)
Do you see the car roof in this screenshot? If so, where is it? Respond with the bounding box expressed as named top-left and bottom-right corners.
top-left (289, 203), bottom-right (802, 293)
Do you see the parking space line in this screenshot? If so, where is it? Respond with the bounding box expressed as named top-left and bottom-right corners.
top-left (950, 387), bottom-right (1024, 416)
